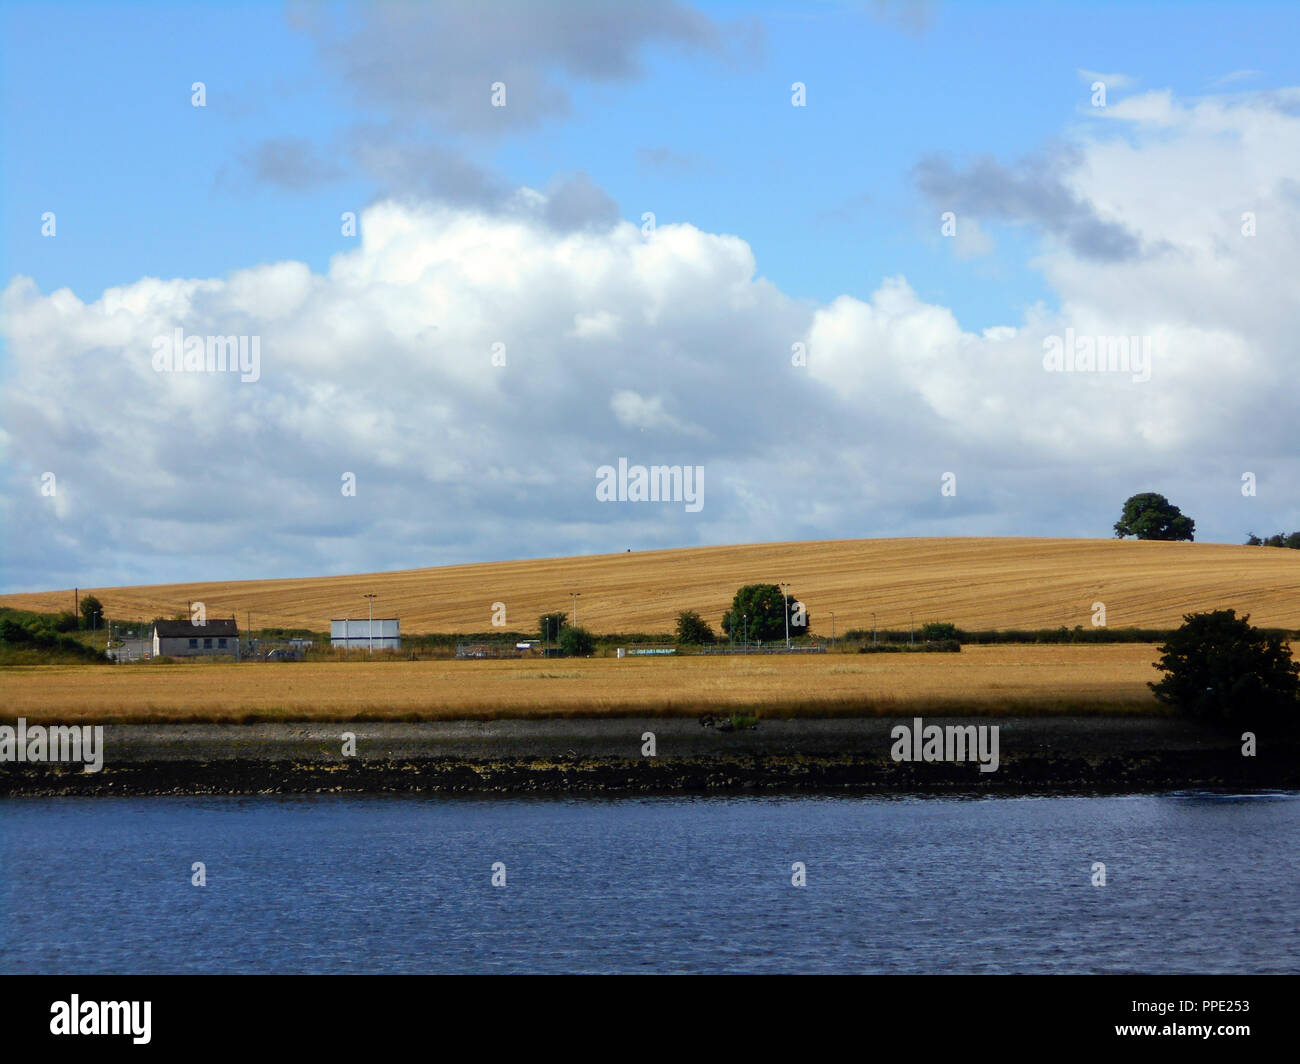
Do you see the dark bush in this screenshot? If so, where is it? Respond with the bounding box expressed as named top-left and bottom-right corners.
top-left (558, 625), bottom-right (596, 657)
top-left (675, 610), bottom-right (716, 645)
top-left (1150, 609), bottom-right (1299, 726)
top-left (919, 622), bottom-right (960, 642)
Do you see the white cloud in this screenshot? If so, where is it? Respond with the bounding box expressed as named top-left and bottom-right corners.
top-left (610, 389), bottom-right (703, 437)
top-left (3, 89), bottom-right (1299, 589)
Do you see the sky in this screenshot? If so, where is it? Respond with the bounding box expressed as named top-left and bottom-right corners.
top-left (1, 0), bottom-right (1298, 592)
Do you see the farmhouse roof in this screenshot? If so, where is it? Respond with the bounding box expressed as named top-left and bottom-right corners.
top-left (153, 619), bottom-right (239, 638)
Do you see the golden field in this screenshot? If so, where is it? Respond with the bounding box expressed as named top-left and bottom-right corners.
top-left (1, 537), bottom-right (1295, 636)
top-left (0, 644), bottom-right (1168, 723)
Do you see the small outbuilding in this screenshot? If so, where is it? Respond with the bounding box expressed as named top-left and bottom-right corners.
top-left (330, 618), bottom-right (401, 651)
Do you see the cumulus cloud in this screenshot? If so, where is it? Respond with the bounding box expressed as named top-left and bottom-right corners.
top-left (912, 147), bottom-right (1147, 261)
top-left (3, 88), bottom-right (1299, 589)
top-left (610, 390), bottom-right (705, 437)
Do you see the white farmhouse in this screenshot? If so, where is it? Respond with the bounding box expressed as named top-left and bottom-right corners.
top-left (152, 618), bottom-right (240, 658)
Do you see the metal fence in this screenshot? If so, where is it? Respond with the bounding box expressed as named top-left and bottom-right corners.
top-left (697, 645), bottom-right (828, 655)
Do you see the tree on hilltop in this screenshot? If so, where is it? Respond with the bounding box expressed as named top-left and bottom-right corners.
top-left (1114, 493), bottom-right (1195, 541)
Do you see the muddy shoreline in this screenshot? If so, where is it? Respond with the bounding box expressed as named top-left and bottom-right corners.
top-left (2, 716), bottom-right (1296, 796)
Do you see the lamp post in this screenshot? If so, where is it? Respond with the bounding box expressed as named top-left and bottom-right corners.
top-left (364, 593), bottom-right (377, 655)
top-left (779, 583), bottom-right (791, 649)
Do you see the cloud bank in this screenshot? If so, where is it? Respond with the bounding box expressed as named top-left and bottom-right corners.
top-left (3, 89), bottom-right (1298, 590)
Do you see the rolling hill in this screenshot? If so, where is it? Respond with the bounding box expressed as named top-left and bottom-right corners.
top-left (2, 537), bottom-right (1297, 635)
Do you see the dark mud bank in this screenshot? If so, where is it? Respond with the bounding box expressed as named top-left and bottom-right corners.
top-left (2, 716), bottom-right (1296, 796)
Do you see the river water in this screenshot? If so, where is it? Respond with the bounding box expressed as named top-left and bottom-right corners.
top-left (2, 792), bottom-right (1297, 973)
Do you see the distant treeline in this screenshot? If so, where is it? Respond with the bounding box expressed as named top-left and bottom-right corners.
top-left (1247, 532), bottom-right (1300, 549)
top-left (843, 625), bottom-right (1297, 644)
top-left (0, 610), bottom-right (108, 664)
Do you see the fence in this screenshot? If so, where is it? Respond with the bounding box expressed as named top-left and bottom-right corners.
top-left (455, 642), bottom-right (524, 659)
top-left (697, 645), bottom-right (827, 655)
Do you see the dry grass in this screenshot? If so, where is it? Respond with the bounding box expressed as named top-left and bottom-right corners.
top-left (2, 537), bottom-right (1296, 636)
top-left (0, 644), bottom-right (1168, 723)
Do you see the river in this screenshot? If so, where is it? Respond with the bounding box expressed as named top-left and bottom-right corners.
top-left (2, 792), bottom-right (1297, 973)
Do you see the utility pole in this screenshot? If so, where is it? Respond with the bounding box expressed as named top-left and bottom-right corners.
top-left (570, 592), bottom-right (580, 627)
top-left (910, 611), bottom-right (914, 645)
top-left (364, 594), bottom-right (377, 655)
top-left (830, 612), bottom-right (835, 648)
top-left (872, 612), bottom-right (877, 647)
top-left (779, 583), bottom-right (791, 649)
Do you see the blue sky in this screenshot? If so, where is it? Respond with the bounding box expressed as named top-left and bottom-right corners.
top-left (2, 1), bottom-right (1298, 592)
top-left (7, 0), bottom-right (1296, 328)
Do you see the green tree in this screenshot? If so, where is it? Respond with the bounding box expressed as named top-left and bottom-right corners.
top-left (721, 584), bottom-right (809, 642)
top-left (675, 609), bottom-right (716, 645)
top-left (558, 625), bottom-right (595, 657)
top-left (79, 594), bottom-right (105, 629)
top-left (919, 622), bottom-right (960, 642)
top-left (1249, 531), bottom-right (1300, 549)
top-left (1114, 493), bottom-right (1195, 541)
top-left (1150, 609), bottom-right (1299, 725)
top-left (538, 612), bottom-right (567, 643)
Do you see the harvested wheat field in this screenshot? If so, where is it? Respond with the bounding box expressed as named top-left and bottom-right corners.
top-left (0, 644), bottom-right (1170, 723)
top-left (3, 537), bottom-right (1297, 636)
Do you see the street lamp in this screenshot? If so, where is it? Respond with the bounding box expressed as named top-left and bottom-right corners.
top-left (364, 593), bottom-right (377, 655)
top-left (779, 583), bottom-right (791, 649)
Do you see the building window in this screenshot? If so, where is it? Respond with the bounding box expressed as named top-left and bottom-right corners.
top-left (204, 638), bottom-right (213, 648)
top-left (189, 638), bottom-right (198, 648)
top-left (218, 638), bottom-right (227, 648)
